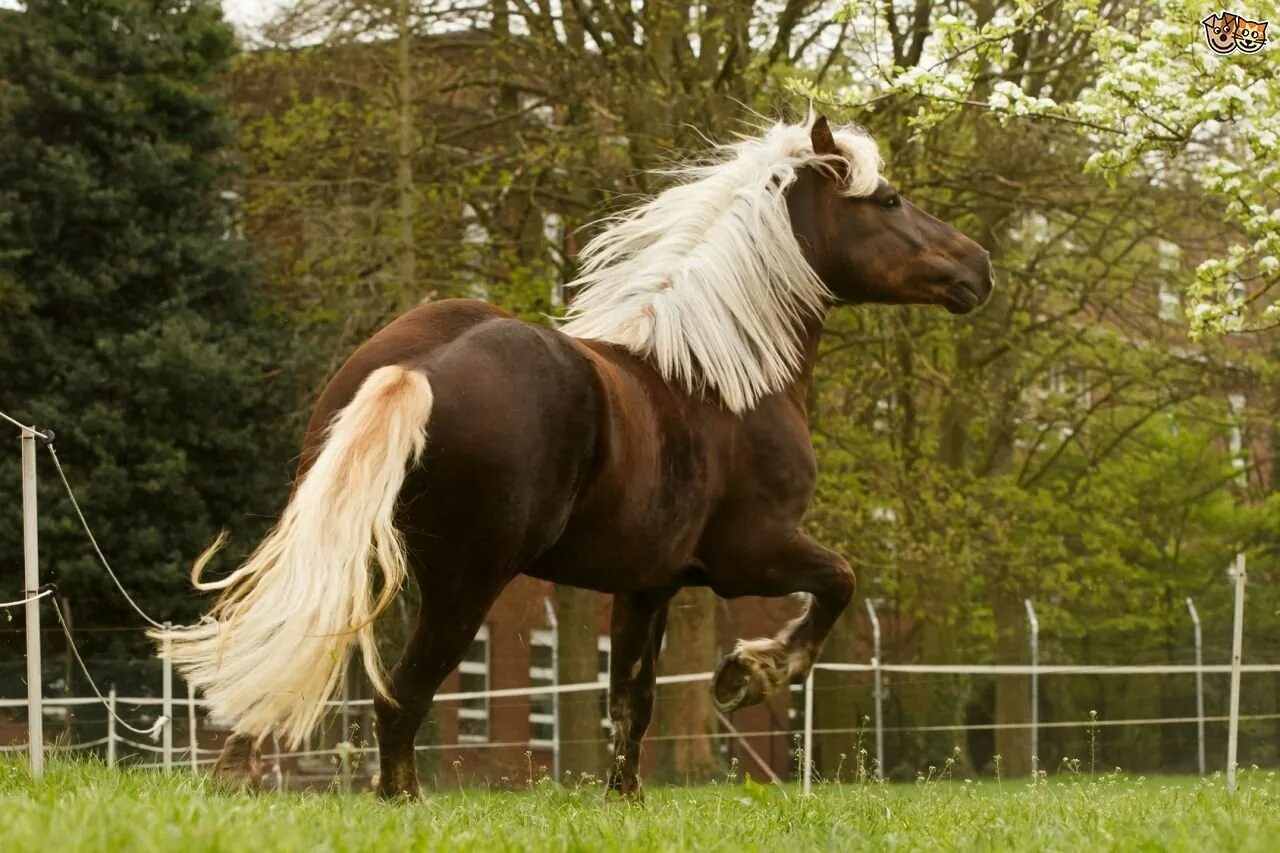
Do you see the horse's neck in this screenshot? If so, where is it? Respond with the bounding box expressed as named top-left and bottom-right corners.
top-left (781, 313), bottom-right (827, 412)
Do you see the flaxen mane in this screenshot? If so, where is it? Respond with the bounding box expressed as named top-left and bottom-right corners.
top-left (560, 116), bottom-right (882, 413)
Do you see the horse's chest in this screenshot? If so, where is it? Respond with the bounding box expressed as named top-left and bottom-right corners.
top-left (732, 404), bottom-right (818, 512)
top-left (732, 436), bottom-right (817, 520)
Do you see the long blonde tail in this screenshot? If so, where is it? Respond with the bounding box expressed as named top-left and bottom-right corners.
top-left (152, 365), bottom-right (433, 747)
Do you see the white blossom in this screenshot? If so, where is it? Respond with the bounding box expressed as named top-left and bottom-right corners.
top-left (821, 0), bottom-right (1280, 337)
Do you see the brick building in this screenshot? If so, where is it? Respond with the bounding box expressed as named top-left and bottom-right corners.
top-left (421, 576), bottom-right (812, 787)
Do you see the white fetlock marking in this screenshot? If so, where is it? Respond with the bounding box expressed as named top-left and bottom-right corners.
top-left (731, 638), bottom-right (789, 694)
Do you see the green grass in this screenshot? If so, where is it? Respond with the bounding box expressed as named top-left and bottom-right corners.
top-left (3, 759), bottom-right (1279, 851)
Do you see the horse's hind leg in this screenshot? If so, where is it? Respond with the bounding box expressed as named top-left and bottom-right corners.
top-left (212, 732), bottom-right (263, 789)
top-left (375, 559), bottom-right (511, 800)
top-left (605, 588), bottom-right (674, 801)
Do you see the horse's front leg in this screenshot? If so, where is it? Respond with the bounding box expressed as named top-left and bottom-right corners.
top-left (604, 588), bottom-right (673, 801)
top-left (707, 534), bottom-right (854, 712)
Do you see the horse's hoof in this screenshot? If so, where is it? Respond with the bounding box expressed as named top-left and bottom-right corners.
top-left (711, 654), bottom-right (753, 712)
top-left (604, 780), bottom-right (646, 805)
top-left (210, 767), bottom-right (264, 794)
top-left (376, 784), bottom-right (422, 802)
top-left (375, 768), bottom-right (422, 801)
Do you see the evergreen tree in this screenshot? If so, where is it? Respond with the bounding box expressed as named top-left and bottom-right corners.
top-left (0, 0), bottom-right (297, 653)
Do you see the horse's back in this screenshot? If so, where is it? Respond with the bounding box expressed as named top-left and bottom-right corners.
top-left (304, 299), bottom-right (604, 572)
top-left (303, 299), bottom-right (510, 443)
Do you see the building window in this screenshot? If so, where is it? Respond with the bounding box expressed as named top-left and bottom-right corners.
top-left (460, 202), bottom-right (492, 300)
top-left (1158, 283), bottom-right (1181, 322)
top-left (529, 628), bottom-right (555, 748)
top-left (544, 212), bottom-right (566, 306)
top-left (1228, 393), bottom-right (1247, 476)
top-left (458, 625), bottom-right (490, 743)
top-left (873, 396), bottom-right (893, 433)
top-left (461, 202), bottom-right (490, 247)
top-left (598, 635), bottom-right (612, 735)
top-left (788, 682), bottom-right (804, 730)
top-left (527, 632), bottom-right (613, 746)
top-left (1156, 240), bottom-right (1182, 321)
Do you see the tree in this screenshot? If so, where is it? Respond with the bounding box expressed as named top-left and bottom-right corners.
top-left (225, 0), bottom-right (1278, 779)
top-left (798, 0), bottom-right (1279, 775)
top-left (653, 587), bottom-right (720, 783)
top-left (805, 0), bottom-right (1280, 338)
top-left (0, 0), bottom-right (296, 663)
top-left (556, 585), bottom-right (607, 778)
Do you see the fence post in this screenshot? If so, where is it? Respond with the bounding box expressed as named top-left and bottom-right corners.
top-left (542, 597), bottom-right (560, 781)
top-left (1186, 597), bottom-right (1205, 776)
top-left (1226, 553), bottom-right (1246, 793)
top-left (187, 681), bottom-right (198, 773)
top-left (162, 623), bottom-right (173, 772)
top-left (802, 667), bottom-right (814, 795)
top-left (864, 598), bottom-right (884, 781)
top-left (21, 427), bottom-right (44, 779)
top-left (107, 687), bottom-right (117, 767)
top-left (341, 655), bottom-right (351, 742)
top-left (1024, 599), bottom-right (1039, 777)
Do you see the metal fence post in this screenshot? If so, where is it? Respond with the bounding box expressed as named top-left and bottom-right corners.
top-left (188, 681), bottom-right (198, 773)
top-left (1024, 599), bottom-right (1039, 777)
top-left (1186, 597), bottom-right (1205, 776)
top-left (1227, 553), bottom-right (1246, 793)
top-left (542, 597), bottom-right (560, 781)
top-left (341, 655), bottom-right (351, 742)
top-left (802, 667), bottom-right (814, 795)
top-left (21, 427), bottom-right (44, 779)
top-left (864, 598), bottom-right (884, 780)
top-left (107, 687), bottom-right (117, 767)
top-left (162, 624), bottom-right (173, 772)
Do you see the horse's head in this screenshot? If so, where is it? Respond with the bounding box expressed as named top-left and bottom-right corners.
top-left (788, 116), bottom-right (993, 315)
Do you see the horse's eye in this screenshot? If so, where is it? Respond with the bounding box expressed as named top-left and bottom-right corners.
top-left (882, 193), bottom-right (901, 210)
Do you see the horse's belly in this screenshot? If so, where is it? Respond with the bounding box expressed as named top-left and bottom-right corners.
top-left (524, 528), bottom-right (693, 592)
top-left (525, 480), bottom-right (715, 593)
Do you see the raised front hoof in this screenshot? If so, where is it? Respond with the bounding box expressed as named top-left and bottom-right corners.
top-left (711, 653), bottom-right (767, 713)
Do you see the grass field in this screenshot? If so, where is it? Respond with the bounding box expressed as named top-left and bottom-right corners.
top-left (3, 759), bottom-right (1279, 851)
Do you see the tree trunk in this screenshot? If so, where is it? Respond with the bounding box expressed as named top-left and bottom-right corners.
top-left (898, 322), bottom-right (977, 777)
top-left (992, 589), bottom-right (1032, 776)
top-left (653, 587), bottom-right (719, 783)
top-left (393, 0), bottom-right (415, 293)
top-left (555, 584), bottom-right (605, 780)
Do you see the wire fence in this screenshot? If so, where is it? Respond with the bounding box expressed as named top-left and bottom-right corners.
top-left (6, 661), bottom-right (1280, 787)
top-left (3, 406), bottom-right (1275, 791)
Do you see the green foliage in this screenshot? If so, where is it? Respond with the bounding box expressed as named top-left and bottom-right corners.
top-left (1, 0), bottom-right (1275, 778)
top-left (808, 0), bottom-right (1280, 336)
top-left (793, 0), bottom-right (1279, 774)
top-left (3, 760), bottom-right (1280, 851)
top-left (0, 0), bottom-right (297, 646)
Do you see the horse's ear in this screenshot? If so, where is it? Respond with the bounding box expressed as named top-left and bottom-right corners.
top-left (810, 115), bottom-right (848, 182)
top-left (811, 115), bottom-right (839, 156)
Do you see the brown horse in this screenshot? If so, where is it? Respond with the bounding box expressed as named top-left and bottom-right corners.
top-left (156, 115), bottom-right (991, 799)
